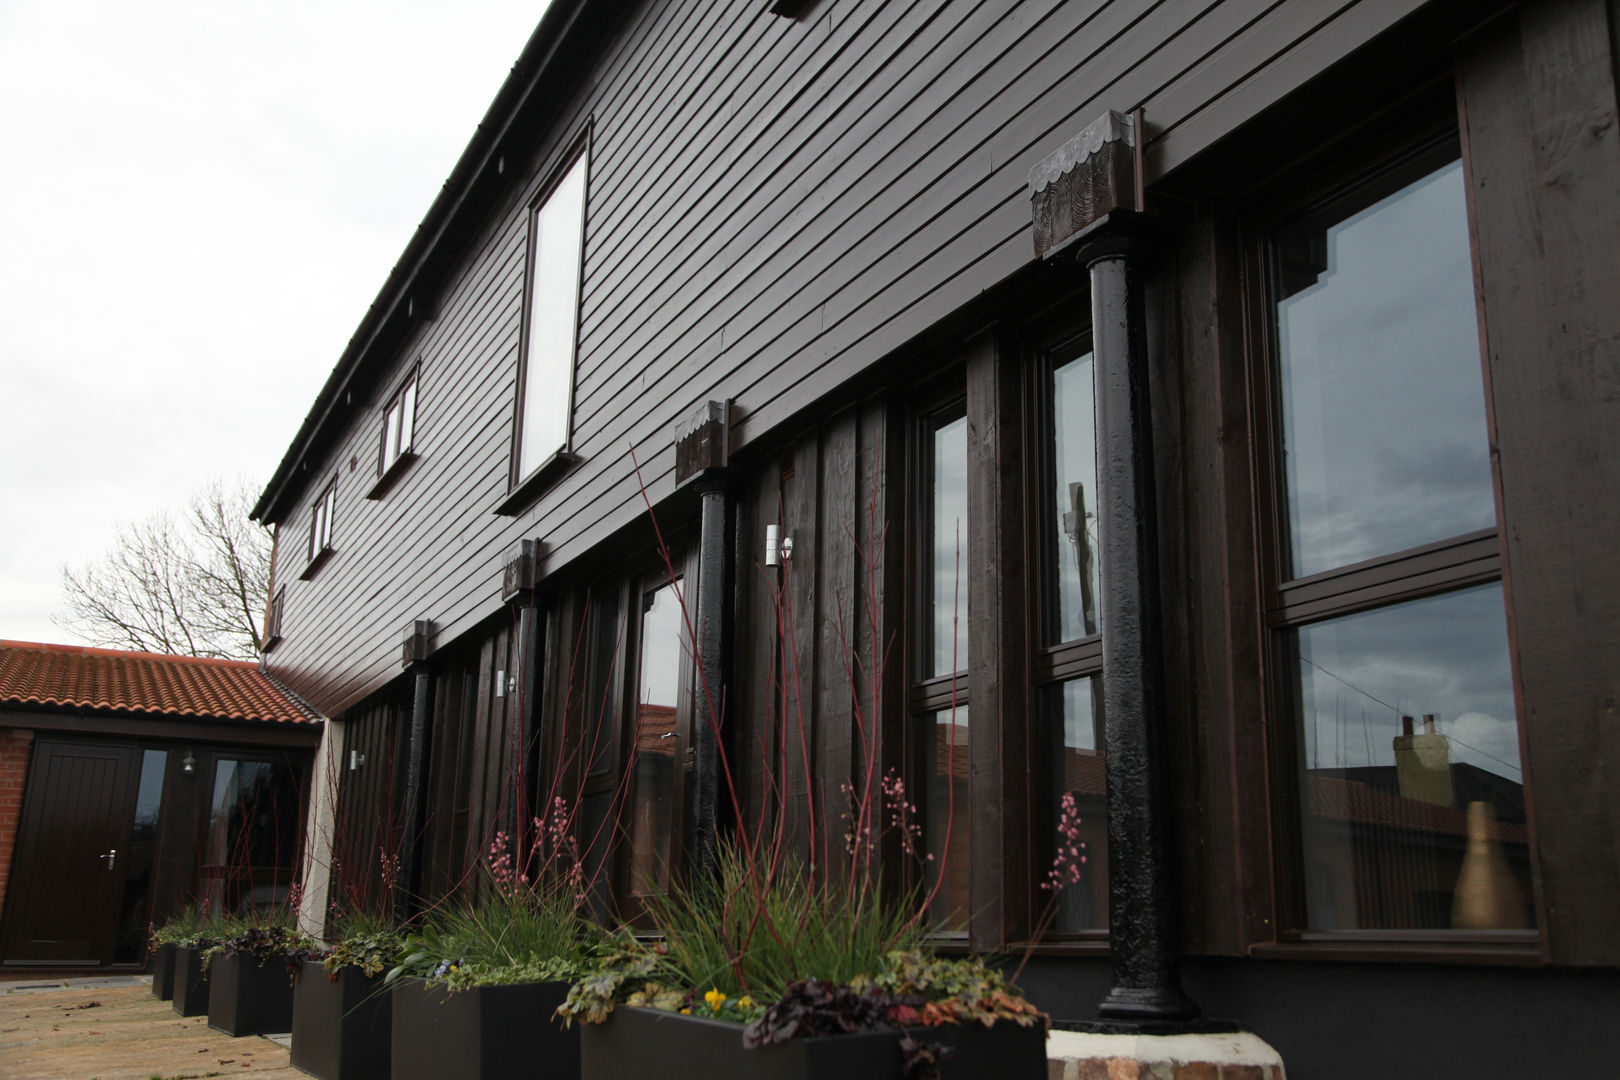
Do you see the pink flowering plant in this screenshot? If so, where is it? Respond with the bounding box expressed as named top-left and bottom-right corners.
top-left (558, 455), bottom-right (1056, 1057)
top-left (387, 810), bottom-right (599, 991)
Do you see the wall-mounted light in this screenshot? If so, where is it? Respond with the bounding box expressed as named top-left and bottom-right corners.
top-left (181, 750), bottom-right (196, 775)
top-left (765, 524), bottom-right (793, 567)
top-left (350, 750), bottom-right (366, 771)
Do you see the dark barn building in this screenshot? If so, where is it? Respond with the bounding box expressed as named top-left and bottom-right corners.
top-left (0, 641), bottom-right (319, 971)
top-left (253, 0), bottom-right (1620, 1074)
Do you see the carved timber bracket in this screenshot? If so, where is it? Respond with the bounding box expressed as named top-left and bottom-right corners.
top-left (1029, 109), bottom-right (1147, 260)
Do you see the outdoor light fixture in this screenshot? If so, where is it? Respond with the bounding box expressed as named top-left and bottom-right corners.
top-left (181, 750), bottom-right (196, 775)
top-left (765, 524), bottom-right (792, 567)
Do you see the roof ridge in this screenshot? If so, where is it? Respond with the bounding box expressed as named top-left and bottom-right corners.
top-left (0, 640), bottom-right (258, 668)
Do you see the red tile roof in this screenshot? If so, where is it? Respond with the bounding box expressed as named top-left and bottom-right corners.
top-left (0, 640), bottom-right (319, 725)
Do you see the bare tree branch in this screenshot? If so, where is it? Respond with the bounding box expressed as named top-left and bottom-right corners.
top-left (53, 477), bottom-right (273, 660)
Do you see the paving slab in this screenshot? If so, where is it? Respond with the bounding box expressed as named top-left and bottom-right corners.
top-left (0, 984), bottom-right (305, 1080)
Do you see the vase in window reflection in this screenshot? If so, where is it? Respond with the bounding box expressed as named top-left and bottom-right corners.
top-left (1452, 800), bottom-right (1527, 930)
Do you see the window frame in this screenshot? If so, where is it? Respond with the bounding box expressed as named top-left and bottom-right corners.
top-left (300, 477), bottom-right (337, 579)
top-left (1019, 320), bottom-right (1109, 944)
top-left (263, 586), bottom-right (285, 651)
top-left (903, 379), bottom-right (975, 938)
top-left (560, 551), bottom-right (700, 926)
top-left (499, 132), bottom-right (592, 516)
top-left (369, 362), bottom-right (420, 499)
top-left (1244, 126), bottom-right (1536, 951)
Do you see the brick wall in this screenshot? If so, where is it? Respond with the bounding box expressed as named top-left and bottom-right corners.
top-left (0, 728), bottom-right (35, 923)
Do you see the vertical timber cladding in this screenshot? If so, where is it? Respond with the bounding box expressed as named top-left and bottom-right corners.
top-left (1459, 0), bottom-right (1620, 964)
top-left (332, 692), bottom-right (409, 915)
top-left (732, 397), bottom-right (906, 880)
top-left (416, 619), bottom-right (528, 904)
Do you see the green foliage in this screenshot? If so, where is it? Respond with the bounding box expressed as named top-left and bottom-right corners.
top-left (152, 906), bottom-right (246, 950)
top-left (323, 907), bottom-right (406, 978)
top-left (202, 923), bottom-right (319, 969)
top-left (642, 841), bottom-right (926, 1005)
top-left (387, 886), bottom-right (590, 992)
top-left (858, 951), bottom-right (1045, 1029)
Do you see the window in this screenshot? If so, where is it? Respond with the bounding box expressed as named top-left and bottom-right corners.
top-left (370, 365), bottom-right (418, 497)
top-left (509, 147), bottom-right (589, 502)
top-left (912, 403), bottom-right (971, 932)
top-left (301, 478), bottom-right (336, 578)
top-left (1029, 339), bottom-right (1108, 934)
top-left (568, 556), bottom-right (696, 922)
top-left (264, 586), bottom-right (285, 651)
top-left (1261, 140), bottom-right (1532, 936)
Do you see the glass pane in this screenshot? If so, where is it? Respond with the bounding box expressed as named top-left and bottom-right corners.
top-left (1273, 159), bottom-right (1495, 578)
top-left (399, 379), bottom-right (417, 453)
top-left (1050, 352), bottom-right (1101, 642)
top-left (1039, 680), bottom-right (1108, 932)
top-left (384, 401), bottom-right (402, 466)
top-left (920, 705), bottom-right (970, 931)
top-left (929, 414), bottom-right (968, 677)
top-left (629, 579), bottom-right (683, 897)
top-left (114, 749), bottom-right (167, 963)
top-left (1287, 584), bottom-right (1533, 931)
top-left (204, 759), bottom-right (303, 916)
top-left (519, 153), bottom-right (588, 476)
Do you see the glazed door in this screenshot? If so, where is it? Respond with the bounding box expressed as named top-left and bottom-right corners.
top-left (0, 740), bottom-right (144, 966)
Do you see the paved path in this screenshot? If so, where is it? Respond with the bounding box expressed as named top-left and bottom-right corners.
top-left (0, 983), bottom-right (304, 1080)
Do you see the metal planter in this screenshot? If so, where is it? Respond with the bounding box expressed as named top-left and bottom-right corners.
top-left (172, 946), bottom-right (212, 1017)
top-left (207, 951), bottom-right (297, 1036)
top-left (290, 960), bottom-right (393, 1080)
top-left (389, 978), bottom-right (577, 1080)
top-left (150, 943), bottom-right (175, 1001)
top-left (580, 1005), bottom-right (1047, 1080)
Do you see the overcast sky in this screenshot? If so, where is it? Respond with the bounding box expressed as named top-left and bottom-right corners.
top-left (0, 0), bottom-right (551, 646)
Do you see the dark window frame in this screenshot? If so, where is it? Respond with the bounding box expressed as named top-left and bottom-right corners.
top-left (1019, 318), bottom-right (1109, 945)
top-left (905, 381), bottom-right (972, 938)
top-left (300, 477), bottom-right (337, 579)
top-left (263, 586), bottom-right (285, 651)
top-left (368, 362), bottom-right (420, 500)
top-left (1243, 123), bottom-right (1537, 952)
top-left (498, 128), bottom-right (593, 517)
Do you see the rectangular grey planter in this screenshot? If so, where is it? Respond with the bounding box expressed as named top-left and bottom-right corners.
top-left (291, 960), bottom-right (392, 1080)
top-left (173, 946), bottom-right (211, 1016)
top-left (580, 1005), bottom-right (1047, 1080)
top-left (207, 951), bottom-right (296, 1036)
top-left (389, 978), bottom-right (577, 1080)
top-left (150, 943), bottom-right (175, 1001)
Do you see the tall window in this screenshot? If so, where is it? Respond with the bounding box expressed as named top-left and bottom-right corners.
top-left (1264, 142), bottom-right (1532, 935)
top-left (913, 404), bottom-right (970, 931)
top-left (1031, 343), bottom-right (1108, 933)
top-left (627, 577), bottom-right (686, 900)
top-left (514, 150), bottom-right (589, 484)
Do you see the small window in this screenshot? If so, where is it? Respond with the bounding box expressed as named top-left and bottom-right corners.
top-left (370, 366), bottom-right (420, 498)
top-left (264, 586), bottom-right (285, 650)
top-left (506, 147), bottom-right (589, 507)
top-left (301, 479), bottom-right (336, 578)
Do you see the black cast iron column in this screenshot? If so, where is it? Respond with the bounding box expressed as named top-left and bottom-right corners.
top-left (689, 469), bottom-right (738, 881)
top-left (675, 400), bottom-right (739, 883)
top-left (1086, 233), bottom-right (1196, 1024)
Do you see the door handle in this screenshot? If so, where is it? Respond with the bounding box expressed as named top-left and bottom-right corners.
top-left (101, 848), bottom-right (117, 870)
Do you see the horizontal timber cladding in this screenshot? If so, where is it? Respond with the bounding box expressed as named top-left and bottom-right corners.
top-left (263, 0), bottom-right (1487, 716)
